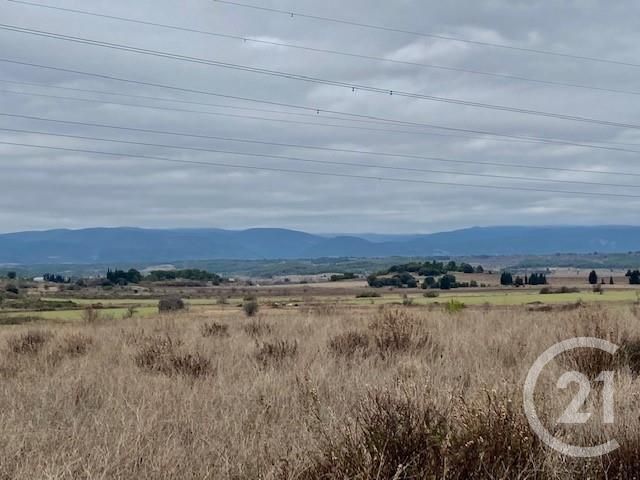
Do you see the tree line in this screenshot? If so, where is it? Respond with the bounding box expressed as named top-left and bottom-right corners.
top-left (105, 268), bottom-right (223, 285)
top-left (500, 272), bottom-right (548, 286)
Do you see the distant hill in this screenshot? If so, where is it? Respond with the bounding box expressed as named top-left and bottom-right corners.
top-left (0, 225), bottom-right (639, 264)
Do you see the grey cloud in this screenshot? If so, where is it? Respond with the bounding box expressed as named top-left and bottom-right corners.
top-left (1, 0), bottom-right (639, 234)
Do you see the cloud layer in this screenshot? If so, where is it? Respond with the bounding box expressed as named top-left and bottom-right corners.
top-left (1, 0), bottom-right (640, 233)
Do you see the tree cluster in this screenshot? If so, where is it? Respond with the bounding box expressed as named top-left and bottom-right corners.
top-left (42, 273), bottom-right (70, 284)
top-left (106, 268), bottom-right (143, 285)
top-left (145, 269), bottom-right (222, 284)
top-left (382, 260), bottom-right (483, 277)
top-left (500, 272), bottom-right (547, 286)
top-left (367, 272), bottom-right (417, 288)
top-left (627, 270), bottom-right (640, 285)
top-left (330, 272), bottom-right (357, 282)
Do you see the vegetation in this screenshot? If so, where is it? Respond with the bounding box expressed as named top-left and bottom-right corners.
top-left (367, 272), bottom-right (417, 288)
top-left (380, 260), bottom-right (483, 276)
top-left (145, 269), bottom-right (223, 284)
top-left (329, 272), bottom-right (357, 282)
top-left (242, 296), bottom-right (259, 317)
top-left (158, 296), bottom-right (185, 312)
top-left (1, 298), bottom-right (640, 477)
top-left (106, 268), bottom-right (143, 285)
top-left (540, 286), bottom-right (580, 294)
top-left (501, 271), bottom-right (547, 286)
top-left (42, 273), bottom-right (71, 283)
top-left (355, 291), bottom-right (381, 298)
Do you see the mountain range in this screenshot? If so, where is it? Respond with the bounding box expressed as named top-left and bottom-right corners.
top-left (0, 226), bottom-right (639, 264)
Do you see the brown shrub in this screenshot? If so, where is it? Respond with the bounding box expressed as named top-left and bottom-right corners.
top-left (254, 339), bottom-right (297, 367)
top-left (169, 353), bottom-right (212, 378)
top-left (134, 335), bottom-right (176, 374)
top-left (305, 391), bottom-right (447, 479)
top-left (134, 335), bottom-right (210, 378)
top-left (158, 296), bottom-right (185, 312)
top-left (449, 392), bottom-right (544, 479)
top-left (369, 309), bottom-right (437, 359)
top-left (7, 330), bottom-right (53, 355)
top-left (615, 337), bottom-right (640, 375)
top-left (244, 319), bottom-right (272, 338)
top-left (200, 321), bottom-right (230, 338)
top-left (328, 330), bottom-right (370, 358)
top-left (82, 307), bottom-right (102, 324)
top-left (58, 334), bottom-right (94, 357)
top-left (243, 297), bottom-right (259, 317)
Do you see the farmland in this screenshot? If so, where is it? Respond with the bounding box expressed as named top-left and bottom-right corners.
top-left (1, 295), bottom-right (640, 478)
top-left (2, 270), bottom-right (640, 478)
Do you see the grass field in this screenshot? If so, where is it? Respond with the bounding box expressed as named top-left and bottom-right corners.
top-left (350, 289), bottom-right (640, 306)
top-left (0, 287), bottom-right (634, 324)
top-left (1, 301), bottom-right (640, 478)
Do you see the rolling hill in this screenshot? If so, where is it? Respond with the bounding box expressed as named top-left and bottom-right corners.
top-left (0, 225), bottom-right (639, 264)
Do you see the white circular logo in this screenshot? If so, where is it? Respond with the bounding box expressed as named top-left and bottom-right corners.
top-left (523, 337), bottom-right (620, 458)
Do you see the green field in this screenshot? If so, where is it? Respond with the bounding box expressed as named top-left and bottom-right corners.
top-left (349, 289), bottom-right (640, 306)
top-left (2, 289), bottom-right (638, 323)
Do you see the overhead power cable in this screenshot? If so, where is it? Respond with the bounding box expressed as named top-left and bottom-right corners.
top-left (3, 58), bottom-right (638, 153)
top-left (6, 86), bottom-right (640, 156)
top-left (211, 0), bottom-right (640, 69)
top-left (3, 125), bottom-right (639, 189)
top-left (3, 139), bottom-right (640, 199)
top-left (2, 111), bottom-right (638, 178)
top-left (6, 0), bottom-right (640, 97)
top-left (2, 24), bottom-right (640, 130)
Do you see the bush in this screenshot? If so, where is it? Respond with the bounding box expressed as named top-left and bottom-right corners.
top-left (306, 392), bottom-right (448, 479)
top-left (328, 331), bottom-right (370, 358)
top-left (617, 338), bottom-right (640, 375)
top-left (243, 319), bottom-right (272, 337)
top-left (216, 295), bottom-right (229, 305)
top-left (4, 284), bottom-right (18, 295)
top-left (449, 392), bottom-right (543, 478)
top-left (169, 353), bottom-right (212, 378)
top-left (540, 286), bottom-right (580, 294)
top-left (242, 297), bottom-right (259, 317)
top-left (445, 299), bottom-right (465, 313)
top-left (134, 335), bottom-right (211, 378)
top-left (423, 291), bottom-right (439, 298)
top-left (82, 307), bottom-right (102, 324)
top-left (201, 321), bottom-right (229, 338)
top-left (7, 330), bottom-right (53, 355)
top-left (158, 296), bottom-right (185, 312)
top-left (369, 309), bottom-right (436, 359)
top-left (58, 334), bottom-right (94, 357)
top-left (356, 291), bottom-right (381, 298)
top-left (254, 339), bottom-right (298, 367)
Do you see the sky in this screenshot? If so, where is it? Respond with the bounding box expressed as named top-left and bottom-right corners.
top-left (1, 0), bottom-right (640, 234)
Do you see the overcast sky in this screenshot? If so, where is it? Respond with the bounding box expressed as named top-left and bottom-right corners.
top-left (1, 0), bottom-right (640, 234)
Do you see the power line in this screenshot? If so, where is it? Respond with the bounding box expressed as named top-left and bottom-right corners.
top-left (0, 79), bottom-right (401, 128)
top-left (7, 85), bottom-right (640, 156)
top-left (211, 0), bottom-right (640, 69)
top-left (4, 58), bottom-right (638, 154)
top-left (7, 0), bottom-right (640, 98)
top-left (3, 139), bottom-right (640, 199)
top-left (2, 24), bottom-right (640, 130)
top-left (3, 111), bottom-right (639, 179)
top-left (4, 125), bottom-right (639, 189)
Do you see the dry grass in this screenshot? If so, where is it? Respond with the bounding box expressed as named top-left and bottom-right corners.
top-left (1, 304), bottom-right (640, 478)
top-left (200, 321), bottom-right (230, 338)
top-left (7, 329), bottom-right (53, 355)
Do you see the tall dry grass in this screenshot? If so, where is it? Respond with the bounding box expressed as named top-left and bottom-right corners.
top-left (0, 304), bottom-right (639, 478)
